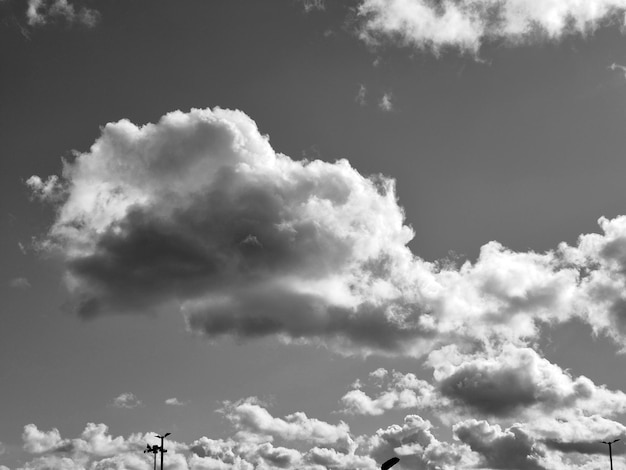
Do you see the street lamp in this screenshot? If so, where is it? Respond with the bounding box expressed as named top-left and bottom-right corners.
top-left (602, 438), bottom-right (620, 470)
top-left (381, 457), bottom-right (400, 470)
top-left (144, 444), bottom-right (159, 470)
top-left (156, 433), bottom-right (171, 470)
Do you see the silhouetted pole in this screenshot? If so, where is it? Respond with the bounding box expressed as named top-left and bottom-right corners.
top-left (144, 444), bottom-right (158, 470)
top-left (381, 457), bottom-right (400, 470)
top-left (156, 433), bottom-right (171, 470)
top-left (602, 439), bottom-right (620, 470)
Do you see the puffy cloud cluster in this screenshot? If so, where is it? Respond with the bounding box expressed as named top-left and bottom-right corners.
top-left (341, 368), bottom-right (436, 415)
top-left (18, 423), bottom-right (157, 470)
top-left (22, 425), bottom-right (66, 454)
top-left (340, 346), bottom-right (626, 462)
top-left (29, 106), bottom-right (626, 357)
top-left (454, 420), bottom-right (546, 470)
top-left (26, 0), bottom-right (99, 27)
top-left (13, 405), bottom-right (479, 470)
top-left (12, 391), bottom-right (626, 470)
top-left (221, 398), bottom-right (354, 452)
top-left (356, 0), bottom-right (626, 54)
top-left (365, 415), bottom-right (475, 469)
top-left (346, 355), bottom-right (626, 431)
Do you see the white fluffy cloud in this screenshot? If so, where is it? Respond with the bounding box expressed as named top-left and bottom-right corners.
top-left (428, 344), bottom-right (626, 419)
top-left (221, 398), bottom-right (354, 452)
top-left (12, 393), bottom-right (626, 470)
top-left (454, 420), bottom-right (547, 470)
top-left (22, 425), bottom-right (67, 453)
top-left (365, 415), bottom-right (475, 470)
top-left (341, 369), bottom-right (436, 415)
top-left (357, 0), bottom-right (626, 54)
top-left (28, 106), bottom-right (626, 359)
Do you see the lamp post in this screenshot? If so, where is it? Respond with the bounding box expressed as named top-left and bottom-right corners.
top-left (381, 457), bottom-right (400, 470)
top-left (602, 439), bottom-right (620, 470)
top-left (156, 433), bottom-right (171, 470)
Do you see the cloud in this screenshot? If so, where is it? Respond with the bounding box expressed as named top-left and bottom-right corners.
top-left (22, 424), bottom-right (67, 453)
top-left (365, 415), bottom-right (475, 470)
top-left (28, 107), bottom-right (437, 355)
top-left (610, 62), bottom-right (626, 78)
top-left (111, 392), bottom-right (142, 409)
top-left (15, 392), bottom-right (626, 470)
top-left (220, 398), bottom-right (354, 452)
top-left (356, 0), bottom-right (626, 55)
top-left (165, 397), bottom-right (188, 406)
top-left (341, 369), bottom-right (436, 415)
top-left (356, 84), bottom-right (367, 106)
top-left (29, 106), bottom-right (626, 358)
top-left (299, 0), bottom-right (325, 13)
top-left (454, 420), bottom-right (546, 470)
top-left (26, 0), bottom-right (99, 27)
top-left (9, 277), bottom-right (31, 289)
top-left (428, 344), bottom-right (626, 419)
top-left (379, 92), bottom-right (393, 112)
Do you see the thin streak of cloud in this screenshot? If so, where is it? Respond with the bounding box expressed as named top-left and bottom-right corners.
top-left (356, 83), bottom-right (367, 106)
top-left (9, 277), bottom-right (31, 289)
top-left (610, 62), bottom-right (626, 78)
top-left (165, 397), bottom-right (187, 406)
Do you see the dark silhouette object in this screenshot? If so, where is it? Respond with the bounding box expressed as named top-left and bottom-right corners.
top-left (602, 439), bottom-right (620, 470)
top-left (381, 457), bottom-right (400, 470)
top-left (156, 433), bottom-right (171, 470)
top-left (144, 444), bottom-right (159, 470)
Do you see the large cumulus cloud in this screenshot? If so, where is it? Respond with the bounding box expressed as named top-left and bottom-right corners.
top-left (29, 107), bottom-right (437, 354)
top-left (29, 106), bottom-right (626, 357)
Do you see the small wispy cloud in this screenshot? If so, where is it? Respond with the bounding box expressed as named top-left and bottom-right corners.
top-left (112, 393), bottom-right (142, 409)
top-left (378, 92), bottom-right (393, 112)
top-left (26, 0), bottom-right (100, 28)
top-left (165, 397), bottom-right (187, 406)
top-left (355, 84), bottom-right (367, 106)
top-left (9, 277), bottom-right (31, 289)
top-left (299, 0), bottom-right (325, 13)
top-left (609, 62), bottom-right (626, 78)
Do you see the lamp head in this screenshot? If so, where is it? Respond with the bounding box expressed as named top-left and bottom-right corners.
top-left (381, 457), bottom-right (400, 470)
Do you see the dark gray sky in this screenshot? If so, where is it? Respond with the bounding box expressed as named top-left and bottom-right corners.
top-left (4, 1), bottom-right (626, 469)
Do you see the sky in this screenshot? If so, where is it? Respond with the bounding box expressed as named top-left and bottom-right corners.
top-left (7, 0), bottom-right (626, 469)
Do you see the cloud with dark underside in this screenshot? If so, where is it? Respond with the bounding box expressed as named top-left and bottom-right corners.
top-left (341, 345), bottom-right (626, 420)
top-left (429, 344), bottom-right (626, 419)
top-left (28, 106), bottom-right (626, 356)
top-left (454, 420), bottom-right (547, 470)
